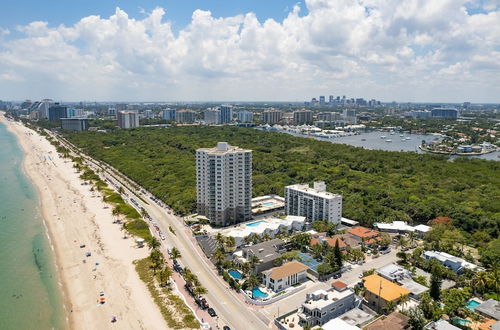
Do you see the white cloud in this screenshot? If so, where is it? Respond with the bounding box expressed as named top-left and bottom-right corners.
top-left (0, 1), bottom-right (499, 102)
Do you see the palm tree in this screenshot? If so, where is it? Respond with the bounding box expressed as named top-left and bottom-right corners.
top-left (241, 262), bottom-right (251, 275)
top-left (158, 266), bottom-right (173, 287)
top-left (225, 236), bottom-right (236, 250)
top-left (194, 286), bottom-right (208, 296)
top-left (170, 247), bottom-right (181, 261)
top-left (140, 207), bottom-right (148, 218)
top-left (213, 248), bottom-right (225, 268)
top-left (118, 186), bottom-right (124, 194)
top-left (248, 255), bottom-right (260, 271)
top-left (215, 233), bottom-right (225, 249)
top-left (148, 237), bottom-right (161, 250)
top-left (245, 274), bottom-right (261, 292)
top-left (150, 250), bottom-right (164, 274)
top-left (472, 271), bottom-right (490, 295)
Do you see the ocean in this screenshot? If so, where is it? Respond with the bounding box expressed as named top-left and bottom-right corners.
top-left (0, 119), bottom-right (66, 329)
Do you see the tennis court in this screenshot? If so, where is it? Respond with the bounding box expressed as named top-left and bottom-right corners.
top-left (298, 252), bottom-right (321, 271)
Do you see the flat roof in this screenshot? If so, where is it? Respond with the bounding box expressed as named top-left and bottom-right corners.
top-left (303, 288), bottom-right (354, 309)
top-left (285, 183), bottom-right (341, 200)
top-left (363, 274), bottom-right (410, 302)
top-left (322, 318), bottom-right (360, 330)
top-left (476, 299), bottom-right (500, 320)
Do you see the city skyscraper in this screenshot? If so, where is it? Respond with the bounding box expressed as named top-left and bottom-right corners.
top-left (219, 105), bottom-right (233, 124)
top-left (196, 142), bottom-right (252, 227)
top-left (162, 108), bottom-right (176, 120)
top-left (48, 104), bottom-right (68, 121)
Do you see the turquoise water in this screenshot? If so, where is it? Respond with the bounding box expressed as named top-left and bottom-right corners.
top-left (251, 288), bottom-right (268, 299)
top-left (451, 317), bottom-right (472, 326)
top-left (0, 119), bottom-right (66, 329)
top-left (466, 299), bottom-right (481, 310)
top-left (246, 221), bottom-right (266, 227)
top-left (228, 269), bottom-right (242, 280)
top-left (262, 202), bottom-right (275, 207)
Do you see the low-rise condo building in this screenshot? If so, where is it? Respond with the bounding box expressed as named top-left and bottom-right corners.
top-left (423, 251), bottom-right (480, 274)
top-left (362, 274), bottom-right (410, 313)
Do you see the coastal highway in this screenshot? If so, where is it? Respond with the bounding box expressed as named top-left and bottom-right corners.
top-left (50, 132), bottom-right (270, 329)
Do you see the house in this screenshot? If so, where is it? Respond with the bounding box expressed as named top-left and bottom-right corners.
top-left (413, 224), bottom-right (431, 236)
top-left (375, 221), bottom-right (415, 234)
top-left (475, 299), bottom-right (500, 320)
top-left (365, 311), bottom-right (410, 330)
top-left (377, 264), bottom-right (428, 299)
top-left (348, 226), bottom-right (380, 246)
top-left (310, 233), bottom-right (360, 250)
top-left (423, 251), bottom-right (480, 274)
top-left (298, 288), bottom-right (359, 327)
top-left (262, 260), bottom-right (308, 292)
top-left (240, 238), bottom-right (285, 273)
top-left (423, 319), bottom-right (460, 329)
top-left (362, 274), bottom-right (410, 313)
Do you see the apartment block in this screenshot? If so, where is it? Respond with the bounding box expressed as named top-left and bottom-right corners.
top-left (285, 181), bottom-right (342, 224)
top-left (117, 111), bottom-right (139, 128)
top-left (196, 142), bottom-right (252, 227)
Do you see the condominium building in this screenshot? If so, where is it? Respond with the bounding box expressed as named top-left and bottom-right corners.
top-left (162, 109), bottom-right (176, 120)
top-left (293, 110), bottom-right (313, 124)
top-left (262, 110), bottom-right (283, 124)
top-left (204, 108), bottom-right (221, 124)
top-left (60, 118), bottom-right (89, 131)
top-left (298, 287), bottom-right (358, 327)
top-left (176, 109), bottom-right (197, 123)
top-left (196, 142), bottom-right (252, 227)
top-left (48, 104), bottom-right (68, 121)
top-left (117, 111), bottom-right (140, 128)
top-left (219, 105), bottom-right (233, 123)
top-left (285, 181), bottom-right (342, 224)
top-left (237, 110), bottom-right (253, 123)
top-left (431, 108), bottom-right (458, 119)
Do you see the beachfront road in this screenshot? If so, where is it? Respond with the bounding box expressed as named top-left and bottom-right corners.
top-left (52, 132), bottom-right (270, 330)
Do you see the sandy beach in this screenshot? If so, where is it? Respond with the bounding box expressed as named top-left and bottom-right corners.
top-left (0, 114), bottom-right (166, 330)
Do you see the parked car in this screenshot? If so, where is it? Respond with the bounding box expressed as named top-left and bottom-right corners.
top-left (207, 308), bottom-right (217, 317)
top-left (223, 326), bottom-right (231, 330)
top-left (380, 247), bottom-right (391, 255)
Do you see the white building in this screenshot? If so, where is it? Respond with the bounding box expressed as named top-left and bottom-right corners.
top-left (196, 142), bottom-right (252, 227)
top-left (262, 261), bottom-right (308, 292)
top-left (117, 111), bottom-right (140, 128)
top-left (262, 110), bottom-right (283, 124)
top-left (285, 181), bottom-right (342, 224)
top-left (237, 110), bottom-right (253, 123)
top-left (298, 288), bottom-right (359, 327)
top-left (423, 251), bottom-right (480, 273)
top-left (222, 215), bottom-right (306, 247)
top-left (375, 221), bottom-right (430, 235)
top-left (204, 108), bottom-right (221, 124)
top-left (176, 109), bottom-right (197, 123)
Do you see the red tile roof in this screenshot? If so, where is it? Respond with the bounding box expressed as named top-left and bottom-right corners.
top-left (348, 226), bottom-right (379, 239)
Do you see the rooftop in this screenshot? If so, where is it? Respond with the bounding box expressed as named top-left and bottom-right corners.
top-left (332, 281), bottom-right (348, 291)
top-left (337, 308), bottom-right (377, 328)
top-left (423, 319), bottom-right (460, 330)
top-left (348, 226), bottom-right (379, 239)
top-left (322, 318), bottom-right (360, 330)
top-left (285, 181), bottom-right (341, 200)
top-left (377, 264), bottom-right (411, 282)
top-left (241, 238), bottom-right (285, 264)
top-left (362, 274), bottom-right (410, 302)
top-left (197, 142), bottom-right (251, 154)
top-left (375, 221), bottom-right (415, 232)
top-left (399, 279), bottom-right (429, 296)
top-left (423, 250), bottom-right (479, 271)
top-left (476, 299), bottom-right (500, 320)
top-left (365, 312), bottom-right (410, 330)
top-left (266, 261), bottom-right (308, 281)
top-left (302, 288), bottom-right (354, 310)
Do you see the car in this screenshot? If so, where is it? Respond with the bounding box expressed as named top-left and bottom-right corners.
top-left (223, 326), bottom-right (231, 330)
top-left (358, 273), bottom-right (363, 278)
top-left (207, 308), bottom-right (217, 317)
top-left (380, 247), bottom-right (391, 255)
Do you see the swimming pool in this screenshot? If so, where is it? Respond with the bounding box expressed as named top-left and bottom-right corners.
top-left (451, 318), bottom-right (471, 326)
top-left (262, 201), bottom-right (275, 207)
top-left (466, 299), bottom-right (481, 310)
top-left (246, 221), bottom-right (266, 227)
top-left (228, 269), bottom-right (242, 280)
top-left (252, 288), bottom-right (268, 299)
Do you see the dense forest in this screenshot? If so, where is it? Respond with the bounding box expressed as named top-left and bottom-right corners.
top-left (65, 126), bottom-right (500, 237)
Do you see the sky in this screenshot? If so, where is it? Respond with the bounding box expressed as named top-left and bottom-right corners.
top-left (0, 0), bottom-right (499, 103)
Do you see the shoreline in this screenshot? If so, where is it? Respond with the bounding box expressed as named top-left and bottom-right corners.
top-left (0, 114), bottom-right (166, 329)
top-left (419, 145), bottom-right (497, 156)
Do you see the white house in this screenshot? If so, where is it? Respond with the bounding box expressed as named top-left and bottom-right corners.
top-left (262, 261), bottom-right (308, 292)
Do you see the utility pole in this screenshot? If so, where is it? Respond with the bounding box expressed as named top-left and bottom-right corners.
top-left (378, 280), bottom-right (382, 313)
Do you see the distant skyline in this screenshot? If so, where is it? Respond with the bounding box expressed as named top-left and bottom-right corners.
top-left (0, 0), bottom-right (499, 103)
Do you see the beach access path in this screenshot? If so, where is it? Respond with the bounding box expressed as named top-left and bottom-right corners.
top-left (0, 115), bottom-right (166, 330)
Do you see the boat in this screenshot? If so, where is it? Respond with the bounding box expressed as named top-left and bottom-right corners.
top-left (390, 131), bottom-right (395, 135)
top-left (361, 138), bottom-right (366, 141)
top-left (380, 135), bottom-right (386, 139)
top-left (400, 134), bottom-right (404, 137)
top-left (406, 137), bottom-right (411, 140)
top-left (385, 139), bottom-right (392, 142)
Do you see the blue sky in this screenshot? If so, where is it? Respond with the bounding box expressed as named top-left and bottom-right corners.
top-left (0, 0), bottom-right (499, 102)
top-left (0, 0), bottom-right (302, 33)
